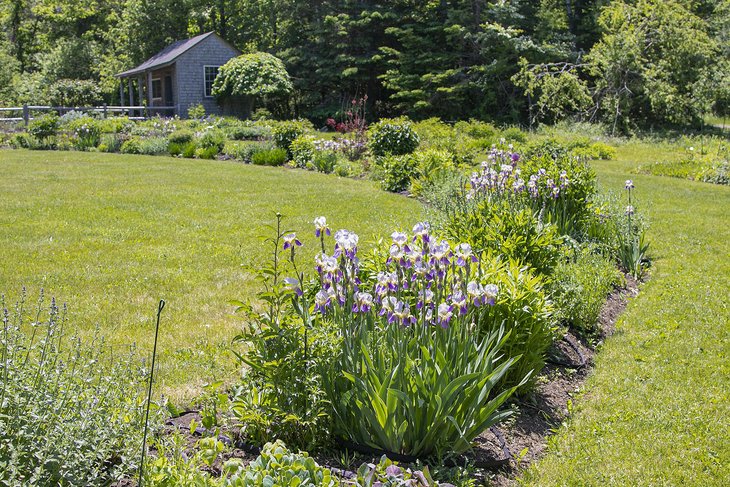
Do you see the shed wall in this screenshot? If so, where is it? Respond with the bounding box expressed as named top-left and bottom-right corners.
top-left (175, 36), bottom-right (239, 117)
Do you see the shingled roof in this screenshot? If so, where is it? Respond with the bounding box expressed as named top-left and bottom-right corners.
top-left (116, 32), bottom-right (217, 78)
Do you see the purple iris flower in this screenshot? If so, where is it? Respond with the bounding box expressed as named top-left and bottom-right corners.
top-left (483, 283), bottom-right (498, 305)
top-left (314, 288), bottom-right (335, 313)
top-left (314, 216), bottom-right (331, 237)
top-left (437, 303), bottom-right (453, 328)
top-left (455, 243), bottom-right (477, 267)
top-left (352, 292), bottom-right (373, 313)
top-left (334, 229), bottom-right (359, 259)
top-left (282, 233), bottom-right (302, 250)
top-left (283, 277), bottom-right (303, 297)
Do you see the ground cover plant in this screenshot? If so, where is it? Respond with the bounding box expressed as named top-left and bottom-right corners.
top-left (0, 150), bottom-right (422, 403)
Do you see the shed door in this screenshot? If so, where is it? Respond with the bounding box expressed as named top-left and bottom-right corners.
top-left (164, 76), bottom-right (173, 106)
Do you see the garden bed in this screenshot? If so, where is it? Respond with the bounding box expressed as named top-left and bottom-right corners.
top-left (121, 274), bottom-right (640, 486)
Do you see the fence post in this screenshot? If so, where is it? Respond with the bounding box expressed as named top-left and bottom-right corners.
top-left (22, 104), bottom-right (29, 127)
top-left (103, 103), bottom-right (108, 118)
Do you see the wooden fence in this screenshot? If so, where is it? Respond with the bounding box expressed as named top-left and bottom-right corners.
top-left (0, 105), bottom-right (176, 125)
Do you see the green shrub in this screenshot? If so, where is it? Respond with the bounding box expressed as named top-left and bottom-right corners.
top-left (251, 148), bottom-right (288, 166)
top-left (272, 120), bottom-right (313, 156)
top-left (28, 113), bottom-right (59, 143)
top-left (367, 117), bottom-right (420, 156)
top-left (377, 154), bottom-right (419, 192)
top-left (188, 103), bottom-right (206, 119)
top-left (139, 136), bottom-right (169, 156)
top-left (169, 141), bottom-right (197, 157)
top-left (475, 256), bottom-right (556, 391)
top-left (409, 148), bottom-right (458, 196)
top-left (589, 142), bottom-right (616, 160)
top-left (195, 146), bottom-right (220, 159)
top-left (412, 117), bottom-right (455, 150)
top-left (0, 294), bottom-right (158, 486)
top-left (442, 197), bottom-right (564, 277)
top-left (454, 119), bottom-right (499, 140)
top-left (222, 141), bottom-right (272, 163)
top-left (120, 137), bottom-right (143, 154)
top-left (550, 247), bottom-right (623, 335)
top-left (198, 129), bottom-right (226, 153)
top-left (10, 132), bottom-right (36, 149)
top-left (48, 78), bottom-right (103, 107)
top-left (97, 116), bottom-right (133, 134)
top-left (99, 133), bottom-right (123, 153)
top-left (524, 137), bottom-right (570, 160)
top-left (226, 123), bottom-right (271, 141)
top-left (501, 126), bottom-right (528, 143)
top-left (333, 159), bottom-right (363, 177)
top-left (289, 135), bottom-right (316, 168)
top-left (311, 150), bottom-right (339, 174)
top-left (168, 129), bottom-right (195, 145)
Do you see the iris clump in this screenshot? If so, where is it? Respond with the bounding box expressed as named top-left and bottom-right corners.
top-left (282, 219), bottom-right (527, 458)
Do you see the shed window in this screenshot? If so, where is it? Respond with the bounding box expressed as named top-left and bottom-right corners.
top-left (204, 66), bottom-right (220, 97)
top-left (151, 78), bottom-right (162, 99)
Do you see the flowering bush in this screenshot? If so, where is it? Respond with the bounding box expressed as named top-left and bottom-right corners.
top-left (468, 144), bottom-right (596, 237)
top-left (65, 116), bottom-right (102, 150)
top-left (299, 221), bottom-right (525, 457)
top-left (368, 118), bottom-right (420, 156)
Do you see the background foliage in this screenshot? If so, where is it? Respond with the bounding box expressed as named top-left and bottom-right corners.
top-left (0, 0), bottom-right (727, 128)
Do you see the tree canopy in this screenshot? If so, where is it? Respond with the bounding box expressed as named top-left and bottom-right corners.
top-left (212, 52), bottom-right (292, 99)
top-left (0, 0), bottom-right (727, 130)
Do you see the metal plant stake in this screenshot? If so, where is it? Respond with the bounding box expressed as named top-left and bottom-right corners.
top-left (138, 299), bottom-right (165, 486)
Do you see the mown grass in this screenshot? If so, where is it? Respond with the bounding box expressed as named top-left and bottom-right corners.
top-left (0, 150), bottom-right (423, 403)
top-left (520, 150), bottom-right (730, 485)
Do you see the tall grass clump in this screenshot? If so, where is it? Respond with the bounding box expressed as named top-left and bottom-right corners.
top-left (0, 290), bottom-right (156, 485)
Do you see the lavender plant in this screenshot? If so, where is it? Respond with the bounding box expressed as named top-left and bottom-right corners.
top-left (0, 290), bottom-right (155, 485)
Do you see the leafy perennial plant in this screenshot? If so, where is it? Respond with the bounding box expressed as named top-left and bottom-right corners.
top-left (281, 220), bottom-right (527, 457)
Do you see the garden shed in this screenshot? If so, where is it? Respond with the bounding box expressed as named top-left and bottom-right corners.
top-left (116, 32), bottom-right (240, 117)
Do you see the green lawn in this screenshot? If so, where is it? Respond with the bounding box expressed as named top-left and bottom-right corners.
top-left (0, 150), bottom-right (422, 403)
top-left (521, 150), bottom-right (730, 485)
